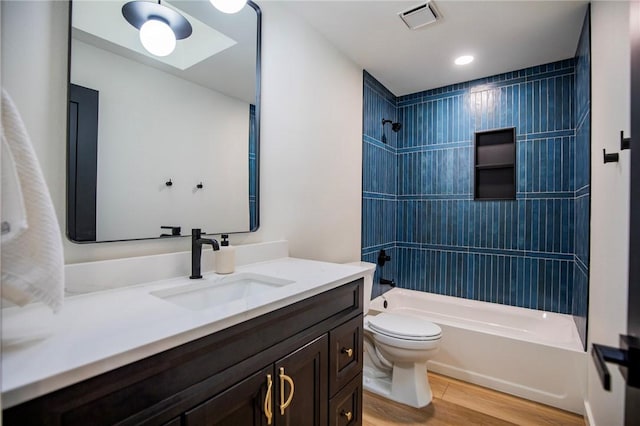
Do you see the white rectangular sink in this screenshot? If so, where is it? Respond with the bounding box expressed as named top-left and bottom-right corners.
top-left (150, 273), bottom-right (295, 311)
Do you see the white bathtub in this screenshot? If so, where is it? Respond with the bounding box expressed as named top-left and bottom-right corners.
top-left (369, 288), bottom-right (587, 414)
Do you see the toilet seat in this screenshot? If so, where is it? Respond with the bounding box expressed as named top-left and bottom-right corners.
top-left (367, 313), bottom-right (442, 341)
top-left (366, 313), bottom-right (441, 351)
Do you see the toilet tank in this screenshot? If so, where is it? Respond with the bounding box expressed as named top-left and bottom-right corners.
top-left (346, 261), bottom-right (376, 314)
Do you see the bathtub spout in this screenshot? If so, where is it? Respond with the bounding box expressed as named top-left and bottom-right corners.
top-left (380, 277), bottom-right (396, 287)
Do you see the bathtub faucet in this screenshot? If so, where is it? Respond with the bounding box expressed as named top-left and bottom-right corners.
top-left (377, 249), bottom-right (391, 266)
top-left (380, 277), bottom-right (396, 287)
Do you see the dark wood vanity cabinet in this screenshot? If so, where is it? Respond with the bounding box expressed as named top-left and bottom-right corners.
top-left (184, 335), bottom-right (329, 426)
top-left (3, 279), bottom-right (364, 426)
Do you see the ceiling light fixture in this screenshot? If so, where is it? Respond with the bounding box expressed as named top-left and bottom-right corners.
top-left (122, 0), bottom-right (192, 57)
top-left (209, 0), bottom-right (247, 14)
top-left (454, 55), bottom-right (474, 66)
top-left (139, 19), bottom-right (175, 56)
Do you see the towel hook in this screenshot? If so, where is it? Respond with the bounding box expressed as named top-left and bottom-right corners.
top-left (165, 179), bottom-right (173, 187)
top-left (603, 149), bottom-right (619, 164)
top-left (621, 130), bottom-right (631, 151)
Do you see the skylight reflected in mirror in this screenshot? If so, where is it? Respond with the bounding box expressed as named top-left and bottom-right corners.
top-left (72, 0), bottom-right (236, 70)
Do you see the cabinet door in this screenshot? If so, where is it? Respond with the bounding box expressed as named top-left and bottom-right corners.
top-left (274, 335), bottom-right (328, 426)
top-left (184, 366), bottom-right (272, 426)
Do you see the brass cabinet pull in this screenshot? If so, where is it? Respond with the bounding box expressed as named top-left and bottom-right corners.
top-left (264, 374), bottom-right (273, 425)
top-left (279, 367), bottom-right (295, 415)
top-left (341, 347), bottom-right (354, 357)
top-left (341, 410), bottom-right (353, 421)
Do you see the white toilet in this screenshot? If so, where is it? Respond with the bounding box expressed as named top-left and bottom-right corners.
top-left (353, 261), bottom-right (442, 408)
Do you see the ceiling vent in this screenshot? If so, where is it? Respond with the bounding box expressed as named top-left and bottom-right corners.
top-left (399, 1), bottom-right (440, 30)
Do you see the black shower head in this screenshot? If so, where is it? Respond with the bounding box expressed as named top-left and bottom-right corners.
top-left (381, 118), bottom-right (402, 143)
top-left (382, 118), bottom-right (402, 132)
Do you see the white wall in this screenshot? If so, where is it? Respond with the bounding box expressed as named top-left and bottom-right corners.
top-left (72, 40), bottom-right (249, 240)
top-left (1, 1), bottom-right (363, 264)
top-left (587, 2), bottom-right (630, 425)
top-left (1, 0), bottom-right (68, 247)
top-left (241, 2), bottom-right (363, 263)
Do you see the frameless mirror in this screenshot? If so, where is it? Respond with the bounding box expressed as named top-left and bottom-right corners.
top-left (67, 0), bottom-right (260, 242)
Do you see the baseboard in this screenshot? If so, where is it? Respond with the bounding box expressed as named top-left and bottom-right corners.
top-left (584, 400), bottom-right (596, 426)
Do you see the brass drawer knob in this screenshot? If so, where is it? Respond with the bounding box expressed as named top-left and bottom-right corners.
top-left (341, 347), bottom-right (353, 357)
top-left (341, 410), bottom-right (353, 421)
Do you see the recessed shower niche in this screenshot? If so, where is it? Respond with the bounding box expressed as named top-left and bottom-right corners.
top-left (474, 127), bottom-right (516, 200)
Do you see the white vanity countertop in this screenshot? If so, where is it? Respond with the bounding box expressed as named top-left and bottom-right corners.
top-left (1, 257), bottom-right (370, 408)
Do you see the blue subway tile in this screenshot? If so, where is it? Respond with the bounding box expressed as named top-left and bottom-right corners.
top-left (362, 46), bottom-right (588, 317)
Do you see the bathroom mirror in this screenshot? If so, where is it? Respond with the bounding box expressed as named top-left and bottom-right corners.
top-left (67, 0), bottom-right (260, 242)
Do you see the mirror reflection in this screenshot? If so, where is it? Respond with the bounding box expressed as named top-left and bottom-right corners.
top-left (67, 0), bottom-right (260, 242)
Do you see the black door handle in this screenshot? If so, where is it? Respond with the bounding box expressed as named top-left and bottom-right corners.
top-left (592, 335), bottom-right (640, 391)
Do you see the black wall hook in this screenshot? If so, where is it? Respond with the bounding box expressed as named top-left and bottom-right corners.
top-left (603, 149), bottom-right (620, 164)
top-left (165, 179), bottom-right (173, 186)
top-left (621, 130), bottom-right (631, 151)
top-left (196, 182), bottom-right (204, 189)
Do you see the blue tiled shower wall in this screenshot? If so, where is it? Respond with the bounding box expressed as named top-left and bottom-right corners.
top-left (395, 58), bottom-right (578, 314)
top-left (573, 6), bottom-right (591, 348)
top-left (362, 72), bottom-right (398, 298)
top-left (362, 10), bottom-right (591, 348)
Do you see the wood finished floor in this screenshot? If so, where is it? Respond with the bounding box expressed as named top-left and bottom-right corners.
top-left (362, 372), bottom-right (585, 426)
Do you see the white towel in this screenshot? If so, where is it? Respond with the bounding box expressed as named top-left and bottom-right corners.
top-left (1, 89), bottom-right (64, 312)
top-left (2, 134), bottom-right (28, 243)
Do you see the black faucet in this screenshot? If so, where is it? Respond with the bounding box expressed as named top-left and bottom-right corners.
top-left (190, 228), bottom-right (219, 279)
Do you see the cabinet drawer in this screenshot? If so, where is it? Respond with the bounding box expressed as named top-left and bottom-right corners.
top-left (329, 315), bottom-right (362, 396)
top-left (329, 373), bottom-right (362, 426)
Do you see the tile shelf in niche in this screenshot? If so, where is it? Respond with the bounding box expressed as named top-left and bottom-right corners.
top-left (475, 163), bottom-right (515, 170)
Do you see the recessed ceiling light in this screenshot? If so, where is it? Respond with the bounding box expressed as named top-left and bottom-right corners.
top-left (454, 55), bottom-right (474, 66)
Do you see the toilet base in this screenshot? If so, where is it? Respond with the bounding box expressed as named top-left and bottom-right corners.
top-left (363, 360), bottom-right (433, 408)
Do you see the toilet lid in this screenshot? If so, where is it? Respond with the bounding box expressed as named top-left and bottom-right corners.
top-left (367, 313), bottom-right (442, 340)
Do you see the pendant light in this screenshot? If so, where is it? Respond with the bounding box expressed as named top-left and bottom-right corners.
top-left (209, 0), bottom-right (247, 14)
top-left (139, 19), bottom-right (175, 56)
top-left (122, 0), bottom-right (192, 57)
